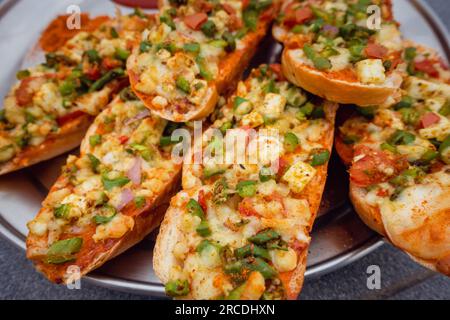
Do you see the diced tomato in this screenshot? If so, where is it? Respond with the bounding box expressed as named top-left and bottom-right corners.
top-left (15, 76), bottom-right (47, 107)
top-left (420, 112), bottom-right (440, 128)
top-left (282, 2), bottom-right (299, 27)
top-left (85, 65), bottom-right (101, 80)
top-left (228, 13), bottom-right (243, 31)
top-left (276, 156), bottom-right (290, 179)
top-left (119, 135), bottom-right (129, 144)
top-left (269, 63), bottom-right (286, 81)
top-left (102, 57), bottom-right (123, 70)
top-left (197, 190), bottom-right (208, 213)
top-left (334, 135), bottom-right (354, 166)
top-left (376, 189), bottom-right (389, 197)
top-left (295, 7), bottom-right (313, 24)
top-left (222, 3), bottom-right (236, 15)
top-left (414, 59), bottom-right (439, 78)
top-left (349, 145), bottom-right (408, 188)
top-left (365, 43), bottom-right (388, 59)
top-left (238, 198), bottom-right (260, 217)
top-left (430, 161), bottom-right (445, 173)
top-left (184, 13), bottom-right (208, 30)
top-left (56, 110), bottom-right (85, 127)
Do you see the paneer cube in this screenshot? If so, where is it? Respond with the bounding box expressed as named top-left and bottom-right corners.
top-left (259, 93), bottom-right (286, 119)
top-left (406, 76), bottom-right (450, 100)
top-left (419, 115), bottom-right (450, 141)
top-left (282, 160), bottom-right (316, 193)
top-left (240, 111), bottom-right (264, 128)
top-left (356, 59), bottom-right (386, 85)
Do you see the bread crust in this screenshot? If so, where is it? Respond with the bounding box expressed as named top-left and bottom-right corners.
top-left (349, 183), bottom-right (450, 276)
top-left (0, 114), bottom-right (92, 176)
top-left (282, 49), bottom-right (402, 106)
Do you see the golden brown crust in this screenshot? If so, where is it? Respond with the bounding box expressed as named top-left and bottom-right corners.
top-left (281, 49), bottom-right (401, 106)
top-left (28, 177), bottom-right (180, 283)
top-left (153, 197), bottom-right (184, 284)
top-left (281, 102), bottom-right (338, 299)
top-left (349, 184), bottom-right (387, 237)
top-left (39, 14), bottom-right (110, 52)
top-left (26, 99), bottom-right (183, 283)
top-left (154, 102), bottom-right (339, 299)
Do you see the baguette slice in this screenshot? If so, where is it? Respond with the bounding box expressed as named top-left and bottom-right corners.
top-left (336, 42), bottom-right (450, 275)
top-left (274, 0), bottom-right (404, 106)
top-left (127, 0), bottom-right (280, 122)
top-left (0, 13), bottom-right (155, 176)
top-left (154, 65), bottom-right (338, 299)
top-left (26, 92), bottom-right (182, 283)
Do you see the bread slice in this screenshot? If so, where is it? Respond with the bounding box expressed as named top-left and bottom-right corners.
top-left (26, 94), bottom-right (182, 283)
top-left (154, 65), bottom-right (338, 299)
top-left (0, 14), bottom-right (155, 176)
top-left (335, 38), bottom-right (450, 275)
top-left (349, 177), bottom-right (450, 276)
top-left (128, 1), bottom-right (280, 122)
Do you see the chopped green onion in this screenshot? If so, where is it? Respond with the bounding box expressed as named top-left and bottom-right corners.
top-left (284, 132), bottom-right (299, 152)
top-left (102, 175), bottom-right (130, 191)
top-left (236, 180), bottom-right (257, 197)
top-left (311, 149), bottom-right (330, 166)
top-left (186, 199), bottom-right (205, 219)
top-left (54, 204), bottom-right (71, 219)
top-left (87, 153), bottom-right (101, 172)
top-left (196, 220), bottom-right (212, 237)
top-left (16, 69), bottom-right (30, 80)
top-left (380, 142), bottom-right (397, 153)
top-left (176, 76), bottom-right (191, 94)
top-left (183, 42), bottom-right (200, 53)
top-left (46, 237), bottom-right (83, 264)
top-left (89, 134), bottom-right (102, 147)
top-left (388, 130), bottom-right (416, 146)
top-left (114, 48), bottom-right (130, 61)
top-left (201, 20), bottom-right (217, 38)
top-left (134, 196), bottom-right (146, 209)
top-left (248, 229), bottom-right (280, 245)
top-left (165, 279), bottom-right (190, 297)
top-left (85, 49), bottom-right (101, 63)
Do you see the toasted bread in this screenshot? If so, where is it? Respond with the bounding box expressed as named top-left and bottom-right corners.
top-left (154, 65), bottom-right (338, 299)
top-left (274, 0), bottom-right (405, 106)
top-left (128, 0), bottom-right (280, 122)
top-left (335, 37), bottom-right (450, 275)
top-left (26, 94), bottom-right (182, 283)
top-left (0, 14), bottom-right (155, 176)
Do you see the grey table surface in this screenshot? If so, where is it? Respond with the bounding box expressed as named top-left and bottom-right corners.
top-left (1, 0), bottom-right (449, 300)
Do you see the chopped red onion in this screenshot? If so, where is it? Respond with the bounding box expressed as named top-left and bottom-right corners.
top-left (322, 25), bottom-right (339, 37)
top-left (127, 157), bottom-right (142, 185)
top-left (124, 110), bottom-right (150, 126)
top-left (116, 188), bottom-right (134, 211)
